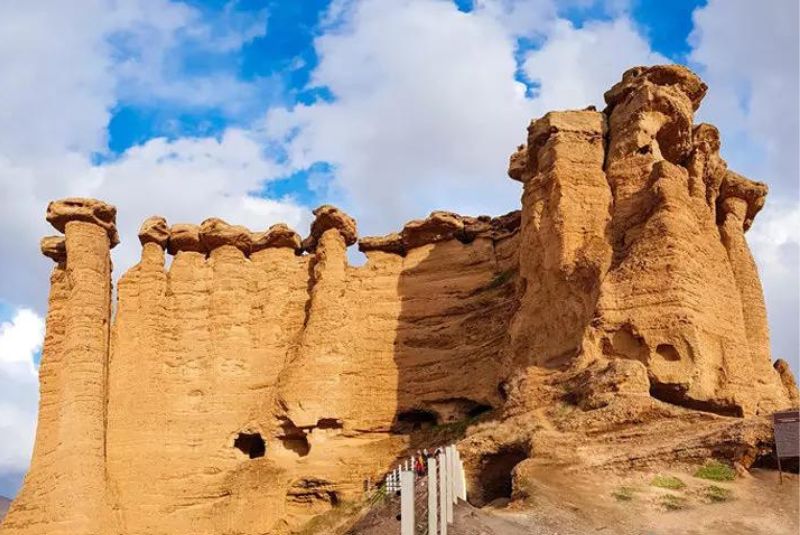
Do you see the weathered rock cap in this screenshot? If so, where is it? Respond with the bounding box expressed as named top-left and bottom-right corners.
top-left (604, 65), bottom-right (708, 112)
top-left (304, 205), bottom-right (357, 252)
top-left (523, 110), bottom-right (606, 175)
top-left (167, 224), bottom-right (205, 255)
top-left (358, 232), bottom-right (405, 255)
top-left (718, 170), bottom-right (768, 231)
top-left (359, 210), bottom-right (521, 255)
top-left (138, 216), bottom-right (170, 248)
top-left (462, 211), bottom-right (521, 241)
top-left (401, 211), bottom-right (463, 250)
top-left (251, 223), bottom-right (302, 252)
top-left (46, 198), bottom-right (119, 247)
top-left (40, 235), bottom-right (67, 263)
top-left (200, 218), bottom-right (253, 255)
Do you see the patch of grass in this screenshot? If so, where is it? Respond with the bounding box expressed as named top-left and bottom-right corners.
top-left (367, 483), bottom-right (389, 506)
top-left (650, 474), bottom-right (686, 490)
top-left (694, 460), bottom-right (736, 482)
top-left (660, 494), bottom-right (688, 511)
top-left (612, 486), bottom-right (636, 502)
top-left (703, 485), bottom-right (733, 503)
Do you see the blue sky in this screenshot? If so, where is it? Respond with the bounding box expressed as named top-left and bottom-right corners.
top-left (106, 0), bottom-right (704, 157)
top-left (0, 0), bottom-right (796, 499)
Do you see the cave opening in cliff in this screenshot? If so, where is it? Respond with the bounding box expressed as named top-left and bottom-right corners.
top-left (394, 409), bottom-right (439, 433)
top-left (234, 432), bottom-right (266, 459)
top-left (475, 445), bottom-right (528, 506)
top-left (467, 404), bottom-right (493, 418)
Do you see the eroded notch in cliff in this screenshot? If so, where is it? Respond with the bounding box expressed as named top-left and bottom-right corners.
top-left (234, 432), bottom-right (266, 459)
top-left (472, 443), bottom-right (529, 507)
top-left (393, 409), bottom-right (439, 433)
top-left (277, 418), bottom-right (311, 457)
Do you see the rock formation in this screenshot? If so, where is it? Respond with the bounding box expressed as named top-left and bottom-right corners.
top-left (2, 66), bottom-right (797, 535)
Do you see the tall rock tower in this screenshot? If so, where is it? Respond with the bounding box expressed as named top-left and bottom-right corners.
top-left (4, 199), bottom-right (116, 534)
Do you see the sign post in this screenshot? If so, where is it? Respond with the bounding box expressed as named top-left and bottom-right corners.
top-left (773, 410), bottom-right (799, 485)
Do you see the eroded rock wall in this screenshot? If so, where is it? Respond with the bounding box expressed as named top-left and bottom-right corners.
top-left (3, 65), bottom-right (797, 535)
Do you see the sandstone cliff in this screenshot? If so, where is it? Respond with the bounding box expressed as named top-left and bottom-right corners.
top-left (2, 66), bottom-right (796, 535)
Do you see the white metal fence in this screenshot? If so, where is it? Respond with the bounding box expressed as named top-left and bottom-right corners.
top-left (381, 444), bottom-right (467, 535)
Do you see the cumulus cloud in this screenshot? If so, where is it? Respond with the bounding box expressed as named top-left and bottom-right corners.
top-left (521, 17), bottom-right (668, 112)
top-left (0, 309), bottom-right (43, 474)
top-left (267, 0), bottom-right (663, 236)
top-left (0, 0), bottom-right (304, 311)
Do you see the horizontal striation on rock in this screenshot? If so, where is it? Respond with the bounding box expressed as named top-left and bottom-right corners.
top-left (4, 65), bottom-right (797, 535)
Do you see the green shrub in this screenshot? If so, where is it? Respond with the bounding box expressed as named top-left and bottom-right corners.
top-left (703, 485), bottom-right (733, 503)
top-left (650, 475), bottom-right (686, 490)
top-left (660, 494), bottom-right (688, 511)
top-left (694, 460), bottom-right (736, 482)
top-left (612, 486), bottom-right (636, 502)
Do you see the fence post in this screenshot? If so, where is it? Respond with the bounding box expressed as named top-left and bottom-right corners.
top-left (428, 457), bottom-right (438, 535)
top-left (454, 448), bottom-right (466, 501)
top-left (439, 452), bottom-right (448, 535)
top-left (400, 470), bottom-right (415, 535)
top-left (445, 447), bottom-right (454, 523)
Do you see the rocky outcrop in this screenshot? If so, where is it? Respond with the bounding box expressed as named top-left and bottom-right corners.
top-left (252, 223), bottom-right (302, 251)
top-left (3, 65), bottom-right (796, 535)
top-left (137, 216), bottom-right (169, 247)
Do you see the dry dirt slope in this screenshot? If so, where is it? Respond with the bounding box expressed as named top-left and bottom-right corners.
top-left (344, 468), bottom-right (798, 535)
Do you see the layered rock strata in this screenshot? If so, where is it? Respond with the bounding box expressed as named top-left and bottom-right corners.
top-left (3, 66), bottom-right (796, 535)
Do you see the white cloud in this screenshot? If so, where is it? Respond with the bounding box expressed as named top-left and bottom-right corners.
top-left (0, 309), bottom-right (43, 474)
top-left (266, 0), bottom-right (665, 237)
top-left (688, 0), bottom-right (799, 373)
top-left (0, 0), bottom-right (304, 310)
top-left (522, 17), bottom-right (668, 112)
top-left (93, 130), bottom-right (308, 273)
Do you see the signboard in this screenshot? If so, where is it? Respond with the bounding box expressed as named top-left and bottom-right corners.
top-left (773, 410), bottom-right (800, 459)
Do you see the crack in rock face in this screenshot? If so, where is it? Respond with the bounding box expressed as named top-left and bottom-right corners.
top-left (4, 65), bottom-right (797, 535)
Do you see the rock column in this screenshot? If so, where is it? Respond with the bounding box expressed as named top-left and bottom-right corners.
top-left (3, 199), bottom-right (118, 535)
top-left (53, 200), bottom-right (116, 534)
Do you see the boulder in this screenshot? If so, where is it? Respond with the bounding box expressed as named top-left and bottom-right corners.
top-left (46, 198), bottom-right (119, 247)
top-left (138, 216), bottom-right (170, 248)
top-left (40, 236), bottom-right (66, 263)
top-left (305, 205), bottom-right (357, 252)
top-left (358, 233), bottom-right (405, 255)
top-left (251, 223), bottom-right (302, 252)
top-left (401, 211), bottom-right (464, 250)
top-left (167, 224), bottom-right (205, 255)
top-left (199, 218), bottom-right (252, 255)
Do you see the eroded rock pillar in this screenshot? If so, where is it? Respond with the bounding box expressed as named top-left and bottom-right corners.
top-left (507, 110), bottom-right (612, 368)
top-left (5, 199), bottom-right (118, 535)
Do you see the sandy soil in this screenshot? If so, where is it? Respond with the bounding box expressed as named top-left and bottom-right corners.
top-left (347, 468), bottom-right (798, 535)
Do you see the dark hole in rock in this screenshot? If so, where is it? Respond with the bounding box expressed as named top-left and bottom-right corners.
top-left (474, 445), bottom-right (528, 507)
top-left (394, 409), bottom-right (439, 433)
top-left (655, 343), bottom-right (681, 362)
top-left (278, 418), bottom-right (311, 457)
top-left (637, 144), bottom-right (651, 155)
top-left (752, 452), bottom-right (799, 473)
top-left (316, 418), bottom-right (343, 430)
top-left (467, 404), bottom-right (493, 418)
top-left (234, 432), bottom-right (266, 459)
